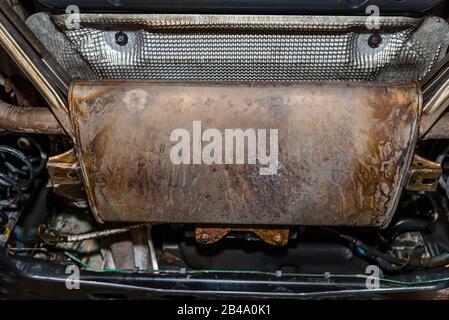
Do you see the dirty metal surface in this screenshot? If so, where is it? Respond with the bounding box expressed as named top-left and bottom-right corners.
top-left (405, 155), bottom-right (442, 192)
top-left (47, 149), bottom-right (88, 208)
top-left (69, 81), bottom-right (420, 227)
top-left (28, 13), bottom-right (449, 82)
top-left (195, 226), bottom-right (290, 246)
top-left (0, 102), bottom-right (63, 135)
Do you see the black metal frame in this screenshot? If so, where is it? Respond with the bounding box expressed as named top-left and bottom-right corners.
top-left (2, 249), bottom-right (449, 299)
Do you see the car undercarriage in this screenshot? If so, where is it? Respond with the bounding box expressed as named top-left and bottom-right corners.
top-left (2, 0), bottom-right (449, 299)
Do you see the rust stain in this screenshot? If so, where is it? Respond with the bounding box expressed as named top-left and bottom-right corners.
top-left (195, 226), bottom-right (290, 246)
top-left (68, 81), bottom-right (421, 227)
top-left (0, 100), bottom-right (64, 135)
top-left (47, 149), bottom-right (88, 206)
top-left (406, 155), bottom-right (442, 192)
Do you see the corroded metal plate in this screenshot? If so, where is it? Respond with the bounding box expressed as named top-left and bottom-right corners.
top-left (69, 81), bottom-right (420, 227)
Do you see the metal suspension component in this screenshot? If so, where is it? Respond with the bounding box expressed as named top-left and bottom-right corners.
top-left (0, 132), bottom-right (47, 245)
top-left (0, 134), bottom-right (47, 208)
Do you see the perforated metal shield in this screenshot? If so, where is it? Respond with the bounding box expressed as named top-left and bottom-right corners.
top-left (27, 13), bottom-right (449, 82)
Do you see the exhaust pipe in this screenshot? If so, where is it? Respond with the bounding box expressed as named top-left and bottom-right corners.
top-left (0, 99), bottom-right (63, 134)
top-left (420, 54), bottom-right (449, 139)
top-left (0, 1), bottom-right (72, 136)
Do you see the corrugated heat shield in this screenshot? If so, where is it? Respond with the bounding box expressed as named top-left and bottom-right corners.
top-left (26, 13), bottom-right (449, 82)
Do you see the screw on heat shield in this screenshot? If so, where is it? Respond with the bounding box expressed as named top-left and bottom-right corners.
top-left (115, 32), bottom-right (128, 46)
top-left (368, 34), bottom-right (382, 49)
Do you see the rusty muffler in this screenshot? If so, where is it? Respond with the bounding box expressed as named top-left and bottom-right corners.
top-left (69, 81), bottom-right (420, 227)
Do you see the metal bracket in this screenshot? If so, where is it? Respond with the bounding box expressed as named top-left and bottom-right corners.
top-left (47, 149), bottom-right (88, 208)
top-left (406, 155), bottom-right (442, 192)
top-left (195, 226), bottom-right (290, 246)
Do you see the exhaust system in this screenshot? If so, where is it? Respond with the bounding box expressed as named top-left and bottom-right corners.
top-left (420, 54), bottom-right (449, 140)
top-left (0, 99), bottom-right (63, 134)
top-left (1, 0), bottom-right (449, 229)
top-left (68, 81), bottom-right (420, 227)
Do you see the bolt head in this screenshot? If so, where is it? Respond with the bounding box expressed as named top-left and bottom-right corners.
top-left (273, 234), bottom-right (283, 245)
top-left (368, 34), bottom-right (383, 49)
top-left (115, 32), bottom-right (128, 46)
top-left (199, 233), bottom-right (210, 244)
